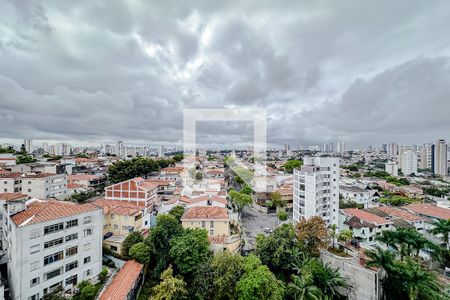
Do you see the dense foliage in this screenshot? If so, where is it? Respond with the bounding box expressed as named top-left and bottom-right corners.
top-left (108, 157), bottom-right (175, 183)
top-left (283, 159), bottom-right (303, 174)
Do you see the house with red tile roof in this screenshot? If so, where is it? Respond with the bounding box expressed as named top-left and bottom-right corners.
top-left (67, 174), bottom-right (105, 190)
top-left (98, 260), bottom-right (143, 300)
top-left (6, 199), bottom-right (103, 299)
top-left (339, 208), bottom-right (394, 244)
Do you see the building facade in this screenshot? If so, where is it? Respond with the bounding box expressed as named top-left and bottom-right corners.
top-left (293, 157), bottom-right (340, 227)
top-left (22, 173), bottom-right (67, 199)
top-left (6, 200), bottom-right (102, 300)
top-left (399, 149), bottom-right (418, 175)
top-left (432, 139), bottom-right (448, 176)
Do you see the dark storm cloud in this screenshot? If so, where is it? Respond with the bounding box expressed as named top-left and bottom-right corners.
top-left (0, 0), bottom-right (450, 147)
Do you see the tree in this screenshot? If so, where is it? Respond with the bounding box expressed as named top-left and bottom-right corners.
top-left (277, 210), bottom-right (288, 221)
top-left (271, 191), bottom-right (284, 208)
top-left (229, 189), bottom-right (253, 214)
top-left (191, 259), bottom-right (215, 300)
top-left (236, 257), bottom-right (285, 300)
top-left (255, 223), bottom-right (301, 275)
top-left (79, 282), bottom-right (97, 300)
top-left (283, 159), bottom-right (303, 174)
top-left (168, 205), bottom-right (185, 222)
top-left (379, 195), bottom-right (417, 206)
top-left (129, 242), bottom-right (151, 264)
top-left (169, 228), bottom-right (211, 275)
top-left (241, 184), bottom-right (253, 195)
top-left (287, 273), bottom-right (322, 300)
top-left (98, 267), bottom-right (108, 283)
top-left (329, 224), bottom-right (337, 249)
top-left (337, 230), bottom-right (353, 244)
top-left (431, 219), bottom-right (450, 249)
top-left (108, 157), bottom-right (160, 183)
top-left (69, 190), bottom-right (96, 203)
top-left (121, 231), bottom-right (143, 257)
top-left (173, 154), bottom-right (184, 162)
top-left (195, 171), bottom-right (203, 180)
top-left (16, 154), bottom-right (36, 164)
top-left (146, 214), bottom-right (183, 275)
top-left (211, 251), bottom-right (246, 300)
top-left (43, 286), bottom-right (65, 300)
top-left (151, 266), bottom-right (188, 300)
top-left (310, 260), bottom-right (347, 299)
top-left (296, 216), bottom-right (328, 256)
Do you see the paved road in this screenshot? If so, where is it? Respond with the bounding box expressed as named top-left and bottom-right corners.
top-left (241, 206), bottom-right (279, 250)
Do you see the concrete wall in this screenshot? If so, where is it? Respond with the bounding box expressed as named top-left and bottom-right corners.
top-left (320, 251), bottom-right (382, 300)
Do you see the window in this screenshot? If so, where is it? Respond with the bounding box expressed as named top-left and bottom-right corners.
top-left (84, 269), bottom-right (92, 277)
top-left (30, 261), bottom-right (40, 271)
top-left (83, 216), bottom-right (91, 224)
top-left (65, 233), bottom-right (78, 242)
top-left (44, 223), bottom-right (64, 235)
top-left (84, 229), bottom-right (92, 236)
top-left (44, 237), bottom-right (64, 249)
top-left (66, 219), bottom-right (78, 228)
top-left (30, 244), bottom-right (40, 254)
top-left (28, 294), bottom-right (39, 300)
top-left (65, 246), bottom-right (78, 257)
top-left (30, 277), bottom-right (40, 287)
top-left (44, 267), bottom-right (62, 280)
top-left (83, 256), bottom-right (91, 264)
top-left (111, 214), bottom-right (114, 219)
top-left (209, 229), bottom-right (214, 235)
top-left (65, 261), bottom-right (78, 272)
top-left (65, 274), bottom-right (77, 286)
top-left (210, 221), bottom-right (214, 228)
top-left (44, 251), bottom-right (63, 266)
top-left (114, 224), bottom-right (118, 229)
top-left (110, 245), bottom-right (118, 252)
top-left (201, 221), bottom-right (206, 228)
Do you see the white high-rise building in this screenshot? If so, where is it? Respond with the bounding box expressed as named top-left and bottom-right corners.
top-left (42, 142), bottom-right (49, 153)
top-left (4, 199), bottom-right (103, 300)
top-left (293, 157), bottom-right (339, 227)
top-left (420, 144), bottom-right (433, 170)
top-left (116, 141), bottom-right (124, 157)
top-left (433, 139), bottom-right (448, 176)
top-left (385, 161), bottom-right (399, 177)
top-left (55, 143), bottom-right (71, 156)
top-left (336, 142), bottom-right (345, 154)
top-left (399, 150), bottom-right (418, 176)
top-left (24, 139), bottom-right (32, 153)
top-left (387, 143), bottom-right (398, 158)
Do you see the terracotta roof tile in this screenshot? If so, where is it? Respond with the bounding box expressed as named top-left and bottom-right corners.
top-left (11, 200), bottom-right (100, 226)
top-left (342, 208), bottom-right (391, 225)
top-left (0, 193), bottom-right (28, 201)
top-left (93, 199), bottom-right (143, 216)
top-left (182, 206), bottom-right (228, 220)
top-left (377, 206), bottom-right (424, 222)
top-left (99, 260), bottom-right (143, 300)
top-left (405, 204), bottom-right (450, 220)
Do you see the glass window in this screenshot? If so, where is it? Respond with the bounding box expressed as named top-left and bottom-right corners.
top-left (66, 219), bottom-right (78, 228)
top-left (65, 261), bottom-right (78, 272)
top-left (44, 237), bottom-right (64, 249)
top-left (44, 223), bottom-right (64, 235)
top-left (84, 229), bottom-right (92, 236)
top-left (65, 274), bottom-right (77, 286)
top-left (44, 267), bottom-right (62, 280)
top-left (30, 277), bottom-right (40, 287)
top-left (83, 216), bottom-right (91, 224)
top-left (44, 251), bottom-right (63, 266)
top-left (83, 256), bottom-right (91, 264)
top-left (65, 233), bottom-right (78, 242)
top-left (65, 246), bottom-right (78, 257)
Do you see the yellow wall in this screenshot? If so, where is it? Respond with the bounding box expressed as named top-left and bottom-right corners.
top-left (103, 213), bottom-right (143, 236)
top-left (182, 219), bottom-right (230, 237)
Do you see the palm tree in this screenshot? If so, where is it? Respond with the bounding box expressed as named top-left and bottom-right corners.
top-left (329, 224), bottom-right (337, 249)
top-left (312, 260), bottom-right (347, 299)
top-left (400, 258), bottom-right (442, 300)
top-left (431, 219), bottom-right (450, 249)
top-left (287, 274), bottom-right (322, 300)
top-left (364, 246), bottom-right (396, 271)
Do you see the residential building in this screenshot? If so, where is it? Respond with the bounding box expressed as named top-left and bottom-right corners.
top-left (399, 149), bottom-right (418, 175)
top-left (0, 193), bottom-right (29, 250)
top-left (339, 208), bottom-right (394, 243)
top-left (181, 206), bottom-right (240, 252)
top-left (0, 153), bottom-right (16, 166)
top-left (6, 199), bottom-right (102, 300)
top-left (22, 173), bottom-right (67, 199)
top-left (55, 143), bottom-right (71, 156)
top-left (98, 260), bottom-right (143, 300)
top-left (336, 142), bottom-right (345, 154)
top-left (0, 172), bottom-right (23, 193)
top-left (419, 144), bottom-right (433, 170)
top-left (384, 161), bottom-right (398, 177)
top-left (340, 186), bottom-right (381, 208)
top-left (24, 139), bottom-right (32, 153)
top-left (367, 206), bottom-right (425, 232)
top-left (432, 139), bottom-right (448, 176)
top-left (387, 143), bottom-right (398, 158)
top-left (67, 174), bottom-right (105, 190)
top-left (293, 157), bottom-right (339, 226)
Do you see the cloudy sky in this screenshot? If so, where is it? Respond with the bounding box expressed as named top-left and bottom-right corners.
top-left (1, 0), bottom-right (450, 149)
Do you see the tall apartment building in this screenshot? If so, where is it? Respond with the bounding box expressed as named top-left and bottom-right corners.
top-left (24, 139), bottom-right (32, 153)
top-left (293, 157), bottom-right (339, 227)
top-left (5, 199), bottom-right (102, 300)
top-left (420, 144), bottom-right (433, 170)
top-left (22, 173), bottom-right (67, 200)
top-left (55, 143), bottom-right (71, 156)
top-left (399, 149), bottom-right (418, 176)
top-left (336, 142), bottom-right (345, 154)
top-left (387, 143), bottom-right (398, 158)
top-left (385, 161), bottom-right (399, 177)
top-left (432, 139), bottom-right (448, 176)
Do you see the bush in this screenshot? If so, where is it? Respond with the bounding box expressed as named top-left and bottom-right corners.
top-left (277, 210), bottom-right (288, 221)
top-left (98, 267), bottom-right (108, 283)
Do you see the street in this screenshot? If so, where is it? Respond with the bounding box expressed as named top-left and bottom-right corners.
top-left (241, 205), bottom-right (279, 251)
